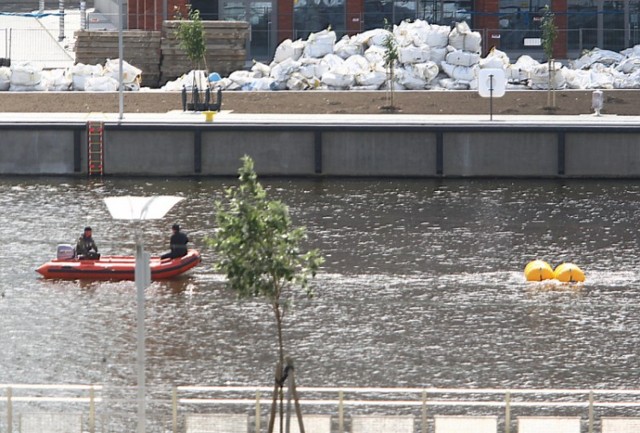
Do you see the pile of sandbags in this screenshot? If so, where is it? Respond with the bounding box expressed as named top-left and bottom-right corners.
top-left (182, 18), bottom-right (640, 93)
top-left (0, 59), bottom-right (142, 92)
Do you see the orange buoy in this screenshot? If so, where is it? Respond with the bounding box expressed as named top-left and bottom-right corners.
top-left (524, 260), bottom-right (554, 281)
top-left (553, 263), bottom-right (585, 283)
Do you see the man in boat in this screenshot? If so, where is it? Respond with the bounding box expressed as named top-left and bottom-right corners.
top-left (161, 224), bottom-right (189, 260)
top-left (76, 226), bottom-right (100, 260)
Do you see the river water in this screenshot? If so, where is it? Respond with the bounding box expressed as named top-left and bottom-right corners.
top-left (0, 177), bottom-right (639, 394)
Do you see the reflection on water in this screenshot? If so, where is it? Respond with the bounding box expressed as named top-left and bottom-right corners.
top-left (0, 177), bottom-right (639, 391)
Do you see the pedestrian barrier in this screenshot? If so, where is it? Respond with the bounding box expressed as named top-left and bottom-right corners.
top-left (1, 385), bottom-right (640, 432)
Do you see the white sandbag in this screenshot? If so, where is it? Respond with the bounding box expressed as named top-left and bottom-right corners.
top-left (425, 24), bottom-right (451, 48)
top-left (355, 63), bottom-right (387, 87)
top-left (396, 66), bottom-right (427, 90)
top-left (273, 38), bottom-right (305, 63)
top-left (364, 45), bottom-right (386, 65)
top-left (480, 47), bottom-right (510, 68)
top-left (10, 62), bottom-right (43, 86)
top-left (251, 61), bottom-right (271, 78)
top-left (319, 53), bottom-right (345, 71)
top-left (355, 28), bottom-right (393, 47)
top-left (398, 44), bottom-right (430, 64)
top-left (616, 57), bottom-right (640, 74)
top-left (269, 57), bottom-right (300, 81)
top-left (529, 62), bottom-right (566, 90)
top-left (299, 58), bottom-right (320, 79)
top-left (614, 69), bottom-right (640, 89)
top-left (393, 21), bottom-right (415, 47)
top-left (438, 77), bottom-right (470, 90)
top-left (228, 70), bottom-right (256, 87)
top-left (334, 35), bottom-right (363, 59)
top-left (344, 55), bottom-right (371, 74)
top-left (104, 58), bottom-right (142, 84)
top-left (411, 61), bottom-right (440, 82)
top-left (589, 69), bottom-right (616, 89)
top-left (84, 76), bottom-right (119, 92)
top-left (571, 48), bottom-right (624, 69)
top-left (215, 77), bottom-right (240, 91)
top-left (43, 68), bottom-right (71, 91)
top-left (9, 81), bottom-right (48, 91)
top-left (321, 66), bottom-right (354, 89)
top-left (0, 66), bottom-right (10, 91)
top-left (448, 21), bottom-right (482, 53)
top-left (441, 61), bottom-right (477, 81)
top-left (70, 63), bottom-right (104, 91)
top-left (445, 50), bottom-right (480, 67)
top-left (248, 76), bottom-right (274, 91)
top-left (430, 47), bottom-right (447, 65)
top-left (400, 19), bottom-right (431, 47)
top-left (286, 72), bottom-right (319, 90)
top-left (505, 65), bottom-right (529, 82)
top-left (303, 29), bottom-right (337, 58)
top-left (564, 69), bottom-right (591, 89)
top-left (512, 55), bottom-right (540, 74)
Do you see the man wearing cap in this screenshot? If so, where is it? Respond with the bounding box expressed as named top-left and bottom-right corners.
top-left (76, 226), bottom-right (99, 259)
top-left (161, 224), bottom-right (189, 260)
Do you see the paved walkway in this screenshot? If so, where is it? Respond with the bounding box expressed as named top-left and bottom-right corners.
top-left (0, 109), bottom-right (638, 127)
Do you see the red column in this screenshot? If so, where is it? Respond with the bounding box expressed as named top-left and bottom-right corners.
top-left (278, 0), bottom-right (294, 42)
top-left (346, 0), bottom-right (364, 35)
top-left (475, 0), bottom-right (501, 52)
top-left (551, 0), bottom-right (568, 58)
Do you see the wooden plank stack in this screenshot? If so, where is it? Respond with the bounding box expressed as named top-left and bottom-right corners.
top-left (73, 20), bottom-right (249, 88)
top-left (74, 30), bottom-right (162, 87)
top-left (160, 20), bottom-right (249, 85)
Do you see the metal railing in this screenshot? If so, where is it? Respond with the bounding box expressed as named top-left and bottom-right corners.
top-left (1, 384), bottom-right (640, 432)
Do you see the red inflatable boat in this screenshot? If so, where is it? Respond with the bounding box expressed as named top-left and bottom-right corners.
top-left (36, 249), bottom-right (201, 281)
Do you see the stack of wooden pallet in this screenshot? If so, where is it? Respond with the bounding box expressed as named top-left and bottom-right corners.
top-left (160, 20), bottom-right (249, 86)
top-left (74, 30), bottom-right (161, 87)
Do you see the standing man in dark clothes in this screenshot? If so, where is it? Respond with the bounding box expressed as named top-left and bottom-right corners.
top-left (161, 224), bottom-right (189, 259)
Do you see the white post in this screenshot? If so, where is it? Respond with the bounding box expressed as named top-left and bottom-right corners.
top-left (58, 0), bottom-right (65, 41)
top-left (39, 0), bottom-right (45, 13)
top-left (135, 241), bottom-right (150, 433)
top-left (118, 0), bottom-right (124, 120)
top-left (80, 1), bottom-right (87, 30)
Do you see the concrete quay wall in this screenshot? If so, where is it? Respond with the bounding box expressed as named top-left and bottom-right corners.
top-left (1, 120), bottom-right (640, 178)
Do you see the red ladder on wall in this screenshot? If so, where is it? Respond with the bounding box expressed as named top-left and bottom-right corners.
top-left (87, 121), bottom-right (104, 176)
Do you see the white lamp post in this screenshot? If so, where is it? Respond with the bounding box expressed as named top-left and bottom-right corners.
top-left (118, 0), bottom-right (124, 120)
top-left (103, 196), bottom-right (185, 433)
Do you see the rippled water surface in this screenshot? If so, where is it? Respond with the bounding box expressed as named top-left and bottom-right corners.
top-left (1, 177), bottom-right (639, 391)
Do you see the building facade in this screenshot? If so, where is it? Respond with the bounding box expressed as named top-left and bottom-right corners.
top-left (126, 0), bottom-right (640, 61)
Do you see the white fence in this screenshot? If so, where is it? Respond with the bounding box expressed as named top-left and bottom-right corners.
top-left (1, 385), bottom-right (640, 433)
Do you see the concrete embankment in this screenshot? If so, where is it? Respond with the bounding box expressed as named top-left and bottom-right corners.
top-left (1, 112), bottom-right (639, 178)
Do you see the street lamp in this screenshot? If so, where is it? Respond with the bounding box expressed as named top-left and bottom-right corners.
top-left (103, 195), bottom-right (185, 433)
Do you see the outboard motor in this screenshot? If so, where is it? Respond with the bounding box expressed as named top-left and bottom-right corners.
top-left (56, 244), bottom-right (75, 260)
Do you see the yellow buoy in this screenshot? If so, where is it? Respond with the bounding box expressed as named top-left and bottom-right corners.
top-left (553, 263), bottom-right (585, 283)
top-left (524, 260), bottom-right (554, 281)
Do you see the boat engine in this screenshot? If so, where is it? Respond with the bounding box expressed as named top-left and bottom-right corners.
top-left (56, 244), bottom-right (75, 260)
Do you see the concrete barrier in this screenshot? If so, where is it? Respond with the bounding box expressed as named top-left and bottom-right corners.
top-left (2, 118), bottom-right (640, 178)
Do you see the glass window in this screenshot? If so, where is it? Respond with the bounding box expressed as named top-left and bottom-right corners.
top-left (499, 0), bottom-right (550, 50)
top-left (294, 0), bottom-right (346, 40)
top-left (567, 0), bottom-right (598, 51)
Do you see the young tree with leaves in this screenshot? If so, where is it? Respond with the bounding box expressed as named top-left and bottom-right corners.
top-left (382, 20), bottom-right (398, 110)
top-left (175, 6), bottom-right (207, 72)
top-left (541, 5), bottom-right (558, 107)
top-left (209, 155), bottom-right (323, 433)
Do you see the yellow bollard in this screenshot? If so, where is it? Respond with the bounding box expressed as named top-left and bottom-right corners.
top-left (204, 111), bottom-right (216, 122)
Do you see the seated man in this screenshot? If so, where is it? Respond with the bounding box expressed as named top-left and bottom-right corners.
top-left (161, 224), bottom-right (189, 260)
top-left (76, 226), bottom-right (100, 260)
